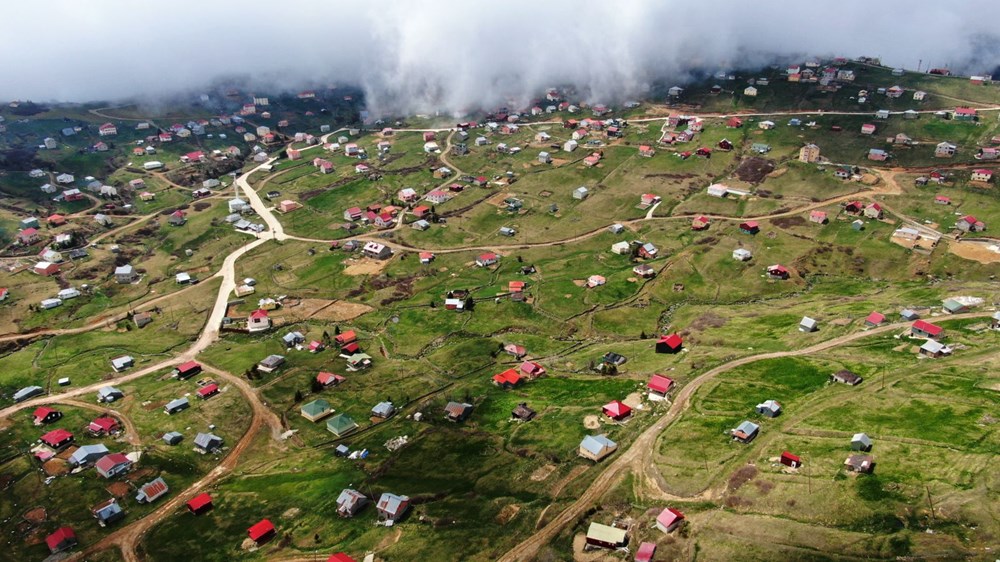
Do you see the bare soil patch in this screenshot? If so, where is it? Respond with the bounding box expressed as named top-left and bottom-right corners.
top-left (689, 312), bottom-right (727, 332)
top-left (583, 415), bottom-right (600, 429)
top-left (766, 167), bottom-right (788, 178)
top-left (22, 507), bottom-right (46, 524)
top-left (771, 216), bottom-right (808, 228)
top-left (735, 157), bottom-right (775, 184)
top-left (343, 258), bottom-right (390, 276)
top-left (41, 459), bottom-right (69, 476)
top-left (727, 464), bottom-right (758, 492)
top-left (496, 504), bottom-right (521, 525)
top-left (948, 240), bottom-right (1000, 264)
top-left (622, 392), bottom-right (643, 409)
top-left (530, 464), bottom-right (556, 482)
top-left (106, 482), bottom-right (131, 497)
top-left (294, 298), bottom-right (373, 322)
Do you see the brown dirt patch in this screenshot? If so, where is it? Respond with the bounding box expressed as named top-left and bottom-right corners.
top-left (948, 240), bottom-right (1000, 264)
top-left (766, 167), bottom-right (788, 178)
top-left (294, 298), bottom-right (374, 322)
top-left (689, 312), bottom-right (727, 332)
top-left (583, 415), bottom-right (600, 429)
top-left (622, 392), bottom-right (643, 409)
top-left (486, 191), bottom-right (512, 207)
top-left (728, 464), bottom-right (758, 491)
top-left (343, 257), bottom-right (390, 276)
top-left (530, 464), bottom-right (556, 482)
top-left (735, 157), bottom-right (775, 184)
top-left (282, 507), bottom-right (301, 519)
top-left (42, 459), bottom-right (69, 476)
top-left (771, 216), bottom-right (808, 228)
top-left (496, 504), bottom-right (521, 525)
top-left (829, 318), bottom-right (852, 326)
top-left (571, 279), bottom-right (587, 287)
top-left (23, 507), bottom-right (46, 524)
top-left (551, 465), bottom-right (588, 498)
top-left (106, 482), bottom-right (131, 497)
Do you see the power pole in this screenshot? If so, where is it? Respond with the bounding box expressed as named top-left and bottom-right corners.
top-left (925, 485), bottom-right (936, 520)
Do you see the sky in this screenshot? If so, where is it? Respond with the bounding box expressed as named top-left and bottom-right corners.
top-left (3, 1), bottom-right (998, 116)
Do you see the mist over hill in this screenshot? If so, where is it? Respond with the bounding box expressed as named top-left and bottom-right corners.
top-left (3, 1), bottom-right (998, 116)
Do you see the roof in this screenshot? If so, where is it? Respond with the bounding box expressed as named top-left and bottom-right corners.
top-left (492, 368), bottom-right (522, 386)
top-left (327, 554), bottom-right (357, 562)
top-left (95, 452), bottom-right (130, 472)
top-left (41, 428), bottom-right (73, 445)
top-left (376, 492), bottom-right (409, 516)
top-left (658, 333), bottom-right (683, 349)
top-left (852, 433), bottom-right (872, 445)
top-left (197, 383), bottom-right (219, 397)
top-left (326, 413), bottom-right (358, 434)
top-left (586, 522), bottom-right (627, 544)
top-left (194, 432), bottom-right (222, 449)
top-left (603, 400), bottom-right (632, 418)
top-left (580, 434), bottom-right (616, 455)
top-left (735, 420), bottom-right (760, 435)
top-left (635, 542), bottom-right (657, 562)
top-left (45, 527), bottom-right (76, 551)
top-left (33, 406), bottom-right (57, 419)
top-left (137, 477), bottom-right (169, 501)
top-left (657, 507), bottom-right (685, 529)
top-left (648, 374), bottom-right (674, 394)
top-left (865, 312), bottom-right (885, 324)
top-left (187, 492), bottom-right (212, 511)
top-left (912, 320), bottom-right (942, 336)
top-left (177, 360), bottom-right (200, 373)
top-left (248, 519), bottom-right (275, 541)
top-left (89, 416), bottom-right (118, 432)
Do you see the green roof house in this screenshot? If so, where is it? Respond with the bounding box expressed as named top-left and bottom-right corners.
top-left (326, 413), bottom-right (359, 437)
top-left (301, 399), bottom-right (332, 422)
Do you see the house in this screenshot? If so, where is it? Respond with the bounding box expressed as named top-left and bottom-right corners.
top-left (647, 374), bottom-right (675, 398)
top-left (900, 309), bottom-right (920, 321)
top-left (316, 371), bottom-right (346, 388)
top-left (868, 148), bottom-right (888, 161)
top-left (751, 143), bottom-right (771, 154)
top-left (640, 193), bottom-right (660, 206)
top-left (135, 477), bottom-right (169, 503)
top-left (656, 333), bottom-right (683, 354)
top-left (739, 221), bottom-right (760, 235)
top-left (174, 361), bottom-right (202, 380)
top-left (336, 489), bottom-right (368, 517)
top-left (834, 167), bottom-right (852, 180)
top-left (362, 241), bottom-right (392, 260)
top-left (732, 248), bottom-right (752, 261)
top-left (563, 139), bottom-right (578, 152)
top-left (248, 309), bottom-right (271, 333)
top-left (257, 354), bottom-right (285, 373)
top-left (633, 264), bottom-right (655, 278)
top-left (33, 407), bottom-right (62, 425)
top-left (731, 420), bottom-right (760, 443)
top-left (585, 522), bottom-right (627, 550)
top-left (40, 428), bottom-right (74, 449)
top-left (911, 319), bottom-right (942, 339)
top-left (114, 264), bottom-right (137, 284)
top-left (935, 142), bottom-right (957, 157)
top-left (197, 383), bottom-right (219, 400)
top-left (844, 454), bottom-right (874, 473)
top-left (935, 195), bottom-right (951, 205)
top-left (69, 444), bottom-right (109, 466)
top-left (799, 316), bottom-right (818, 332)
top-left (875, 109), bottom-right (891, 120)
top-left (300, 399), bottom-right (332, 422)
top-left (45, 527), bottom-right (78, 554)
top-left (476, 253), bottom-right (498, 267)
top-left (639, 144), bottom-right (655, 157)
top-left (920, 339), bottom-right (952, 357)
top-left (444, 401), bottom-right (474, 422)
top-left (756, 399), bottom-right (782, 417)
top-left (611, 241), bottom-right (631, 255)
top-left (518, 361), bottom-right (546, 379)
top-left (656, 507), bottom-right (686, 533)
top-left (346, 353), bottom-right (372, 370)
top-left (164, 397), bottom-right (190, 415)
top-left (766, 264), bottom-right (790, 280)
top-left (511, 402), bottom-right (536, 421)
top-left (40, 297), bottom-right (62, 310)
top-left (194, 432), bottom-right (223, 453)
top-left (942, 298), bottom-right (970, 314)
top-left (282, 331), bottom-right (306, 347)
top-left (17, 227), bottom-right (40, 245)
top-left (953, 107), bottom-right (977, 121)
top-left (573, 186), bottom-right (589, 200)
top-left (34, 260), bottom-right (60, 277)
top-left (579, 434), bottom-right (617, 461)
top-left (860, 123), bottom-right (876, 135)
top-left (162, 432), bottom-right (183, 445)
top-left (376, 493), bottom-right (410, 523)
top-left (602, 352), bottom-right (627, 366)
top-left (326, 413), bottom-right (359, 436)
top-left (93, 498), bottom-right (126, 527)
top-left (586, 275), bottom-right (606, 288)
top-left (56, 173), bottom-right (75, 184)
top-left (248, 519), bottom-right (275, 545)
top-left (956, 215), bottom-right (985, 232)
top-left (187, 493), bottom-right (213, 514)
top-left (809, 210), bottom-right (828, 224)
top-left (98, 386), bottom-right (125, 402)
top-left (371, 401), bottom-right (395, 418)
top-left (499, 226), bottom-right (516, 237)
top-left (852, 433), bottom-right (873, 451)
top-left (744, 86), bottom-right (758, 96)
top-left (864, 312), bottom-right (886, 327)
top-left (88, 416), bottom-right (120, 435)
top-left (971, 169), bottom-right (993, 182)
top-left (95, 453), bottom-right (132, 478)
top-left (603, 400), bottom-right (632, 421)
top-left (780, 451), bottom-right (802, 468)
top-left (758, 120), bottom-right (775, 130)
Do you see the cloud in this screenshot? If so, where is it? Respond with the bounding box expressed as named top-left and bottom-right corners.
top-left (2, 1), bottom-right (998, 115)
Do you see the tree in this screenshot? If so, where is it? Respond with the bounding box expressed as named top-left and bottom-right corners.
top-left (465, 297), bottom-right (475, 311)
top-left (334, 325), bottom-right (341, 335)
top-left (311, 378), bottom-right (323, 393)
top-left (294, 390), bottom-right (303, 402)
top-left (322, 330), bottom-right (331, 344)
top-left (429, 300), bottom-right (436, 308)
top-left (640, 331), bottom-right (647, 339)
top-left (517, 255), bottom-right (523, 263)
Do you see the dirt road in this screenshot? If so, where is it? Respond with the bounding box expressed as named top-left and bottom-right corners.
top-left (496, 311), bottom-right (995, 562)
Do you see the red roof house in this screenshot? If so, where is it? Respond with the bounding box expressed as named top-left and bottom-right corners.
top-left (88, 416), bottom-right (120, 435)
top-left (655, 333), bottom-right (683, 353)
top-left (41, 428), bottom-right (74, 449)
top-left (197, 383), bottom-right (219, 399)
top-left (47, 214), bottom-right (66, 226)
top-left (334, 330), bottom-right (357, 346)
top-left (691, 216), bottom-right (710, 230)
top-left (175, 360), bottom-right (202, 380)
top-left (912, 320), bottom-right (943, 338)
top-left (726, 117), bottom-right (743, 128)
top-left (248, 519), bottom-right (275, 544)
top-left (603, 400), bottom-right (632, 421)
top-left (327, 554), bottom-right (357, 562)
top-left (492, 368), bottom-right (522, 388)
top-left (317, 372), bottom-right (346, 387)
top-left (647, 374), bottom-right (675, 396)
top-left (635, 542), bottom-right (657, 562)
top-left (45, 527), bottom-right (77, 553)
top-left (520, 361), bottom-right (546, 378)
top-left (864, 312), bottom-right (886, 327)
top-left (656, 507), bottom-right (685, 533)
top-left (187, 493), bottom-right (213, 514)
top-left (33, 406), bottom-right (61, 425)
top-left (780, 451), bottom-right (802, 468)
top-left (766, 264), bottom-right (790, 280)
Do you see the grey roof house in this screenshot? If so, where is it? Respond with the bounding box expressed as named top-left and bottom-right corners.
top-left (194, 432), bottom-right (223, 453)
top-left (336, 489), bottom-right (368, 517)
